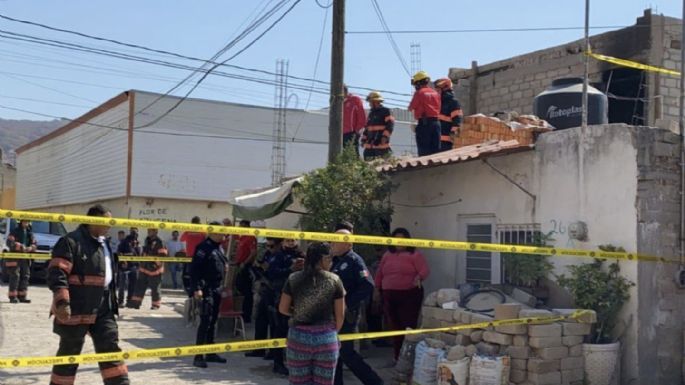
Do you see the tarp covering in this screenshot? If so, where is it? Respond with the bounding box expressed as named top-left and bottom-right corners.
top-left (228, 177), bottom-right (303, 221)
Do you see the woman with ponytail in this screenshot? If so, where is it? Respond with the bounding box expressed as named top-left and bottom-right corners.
top-left (279, 242), bottom-right (346, 385)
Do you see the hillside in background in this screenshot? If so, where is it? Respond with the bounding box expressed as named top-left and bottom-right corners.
top-left (0, 118), bottom-right (64, 154)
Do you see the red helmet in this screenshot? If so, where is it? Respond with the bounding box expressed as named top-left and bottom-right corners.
top-left (434, 78), bottom-right (453, 91)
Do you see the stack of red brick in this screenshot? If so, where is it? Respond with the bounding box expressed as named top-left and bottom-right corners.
top-left (454, 114), bottom-right (553, 149)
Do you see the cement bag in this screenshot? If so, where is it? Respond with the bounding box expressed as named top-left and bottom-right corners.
top-left (396, 334), bottom-right (419, 376)
top-left (424, 291), bottom-right (439, 306)
top-left (412, 341), bottom-right (446, 385)
top-left (469, 355), bottom-right (510, 385)
top-left (437, 358), bottom-right (469, 385)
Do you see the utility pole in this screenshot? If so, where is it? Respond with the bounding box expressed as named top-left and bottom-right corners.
top-left (328, 0), bottom-right (345, 163)
top-left (679, 0), bottom-right (685, 266)
top-left (581, 0), bottom-right (590, 132)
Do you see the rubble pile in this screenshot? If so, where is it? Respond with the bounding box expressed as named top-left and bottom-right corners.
top-left (454, 114), bottom-right (553, 149)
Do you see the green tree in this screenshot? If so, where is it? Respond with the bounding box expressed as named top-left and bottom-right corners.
top-left (295, 146), bottom-right (393, 257)
top-left (503, 231), bottom-right (554, 288)
top-left (556, 245), bottom-right (635, 344)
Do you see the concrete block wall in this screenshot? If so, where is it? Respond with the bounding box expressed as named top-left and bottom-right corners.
top-left (417, 298), bottom-right (595, 385)
top-left (449, 10), bottom-right (677, 127)
top-left (635, 127), bottom-right (685, 385)
top-left (657, 16), bottom-right (682, 125)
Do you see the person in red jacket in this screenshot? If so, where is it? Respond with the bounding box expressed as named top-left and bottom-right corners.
top-left (434, 78), bottom-right (463, 152)
top-left (408, 71), bottom-right (441, 156)
top-left (373, 227), bottom-right (429, 361)
top-left (343, 85), bottom-right (367, 156)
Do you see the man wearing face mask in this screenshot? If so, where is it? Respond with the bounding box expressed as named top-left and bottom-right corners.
top-left (330, 224), bottom-right (383, 385)
top-left (47, 204), bottom-right (129, 385)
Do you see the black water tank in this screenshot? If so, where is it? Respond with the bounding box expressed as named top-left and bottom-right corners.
top-left (533, 78), bottom-right (608, 130)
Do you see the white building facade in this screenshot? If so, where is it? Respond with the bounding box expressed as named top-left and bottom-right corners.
top-left (16, 90), bottom-right (415, 223)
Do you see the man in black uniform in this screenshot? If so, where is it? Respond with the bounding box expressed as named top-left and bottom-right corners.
top-left (434, 77), bottom-right (463, 152)
top-left (265, 237), bottom-right (304, 375)
top-left (117, 227), bottom-right (140, 308)
top-left (331, 227), bottom-right (383, 385)
top-left (244, 237), bottom-right (279, 360)
top-left (190, 221), bottom-right (229, 368)
top-left (361, 91), bottom-right (395, 161)
top-left (48, 204), bottom-right (129, 385)
top-left (5, 219), bottom-right (36, 303)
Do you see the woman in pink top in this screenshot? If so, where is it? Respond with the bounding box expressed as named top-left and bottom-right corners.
top-left (374, 227), bottom-right (430, 360)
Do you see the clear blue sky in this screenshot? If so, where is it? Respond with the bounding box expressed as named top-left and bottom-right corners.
top-left (0, 0), bottom-right (680, 121)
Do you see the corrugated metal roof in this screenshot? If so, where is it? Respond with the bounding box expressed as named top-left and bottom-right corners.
top-left (377, 140), bottom-right (532, 172)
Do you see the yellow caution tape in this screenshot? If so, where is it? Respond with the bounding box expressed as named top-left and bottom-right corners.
top-left (0, 209), bottom-right (678, 264)
top-left (587, 51), bottom-right (681, 76)
top-left (0, 310), bottom-right (592, 368)
top-left (0, 253), bottom-right (191, 263)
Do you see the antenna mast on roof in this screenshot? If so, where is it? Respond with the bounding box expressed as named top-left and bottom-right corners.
top-left (271, 59), bottom-right (288, 186)
top-left (409, 42), bottom-right (422, 155)
top-left (410, 42), bottom-right (422, 77)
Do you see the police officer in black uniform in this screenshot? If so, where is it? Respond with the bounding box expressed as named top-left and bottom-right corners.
top-left (330, 226), bottom-right (383, 385)
top-left (261, 237), bottom-right (304, 376)
top-left (244, 238), bottom-right (278, 359)
top-left (190, 221), bottom-right (229, 368)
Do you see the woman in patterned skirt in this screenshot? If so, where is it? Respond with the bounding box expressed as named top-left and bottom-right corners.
top-left (279, 242), bottom-right (346, 385)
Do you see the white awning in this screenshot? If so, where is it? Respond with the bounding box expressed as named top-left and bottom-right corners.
top-left (228, 177), bottom-right (303, 220)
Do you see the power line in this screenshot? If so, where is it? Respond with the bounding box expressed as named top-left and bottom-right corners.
top-left (0, 103), bottom-right (417, 149)
top-left (369, 0), bottom-right (411, 76)
top-left (0, 103), bottom-right (321, 144)
top-left (0, 12), bottom-right (412, 98)
top-left (0, 28), bottom-right (410, 103)
top-left (392, 198), bottom-right (462, 208)
top-left (0, 94), bottom-right (91, 109)
top-left (0, 67), bottom-right (298, 107)
top-left (290, 3), bottom-right (329, 141)
top-left (314, 0), bottom-right (332, 9)
top-left (135, 0), bottom-right (303, 129)
top-left (0, 73), bottom-right (99, 104)
top-left (133, 0), bottom-right (294, 120)
top-left (345, 24), bottom-right (677, 34)
top-left (0, 31), bottom-right (337, 97)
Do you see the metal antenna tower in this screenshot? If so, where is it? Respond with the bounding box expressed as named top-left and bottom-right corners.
top-left (409, 42), bottom-right (422, 154)
top-left (271, 59), bottom-right (289, 186)
top-left (410, 42), bottom-right (422, 76)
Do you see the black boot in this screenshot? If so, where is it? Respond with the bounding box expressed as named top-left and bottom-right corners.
top-left (205, 354), bottom-right (227, 363)
top-left (273, 363), bottom-right (289, 376)
top-left (18, 298), bottom-right (31, 303)
top-left (9, 297), bottom-right (18, 304)
top-left (244, 350), bottom-right (265, 358)
top-left (193, 355), bottom-right (207, 368)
